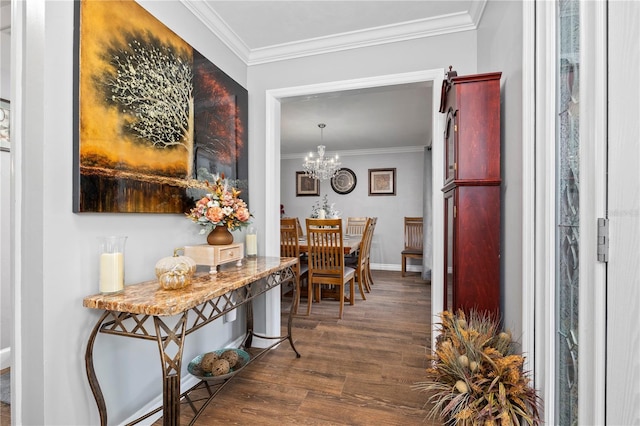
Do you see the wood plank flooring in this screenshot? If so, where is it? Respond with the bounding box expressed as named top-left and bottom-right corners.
top-left (155, 270), bottom-right (440, 425)
top-left (0, 271), bottom-right (440, 425)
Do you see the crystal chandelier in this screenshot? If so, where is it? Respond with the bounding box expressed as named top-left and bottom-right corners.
top-left (302, 123), bottom-right (341, 181)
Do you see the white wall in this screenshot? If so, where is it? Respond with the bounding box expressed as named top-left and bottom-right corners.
top-left (16, 2), bottom-right (249, 424)
top-left (0, 19), bottom-right (8, 97)
top-left (0, 152), bottom-right (9, 355)
top-left (477, 0), bottom-right (524, 336)
top-left (0, 1), bottom-right (11, 361)
top-left (0, 1), bottom-right (9, 98)
top-left (281, 148), bottom-right (425, 270)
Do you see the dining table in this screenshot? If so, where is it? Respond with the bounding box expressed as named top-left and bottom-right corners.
top-left (297, 234), bottom-right (362, 255)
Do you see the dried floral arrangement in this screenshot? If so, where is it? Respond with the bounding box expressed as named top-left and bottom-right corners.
top-left (186, 174), bottom-right (251, 232)
top-left (413, 310), bottom-right (542, 425)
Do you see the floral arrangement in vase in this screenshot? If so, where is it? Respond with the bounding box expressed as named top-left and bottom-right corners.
top-left (310, 195), bottom-right (340, 218)
top-left (413, 310), bottom-right (542, 425)
top-left (186, 174), bottom-right (252, 234)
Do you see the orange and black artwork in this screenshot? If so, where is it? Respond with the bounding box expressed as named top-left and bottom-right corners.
top-left (73, 0), bottom-right (248, 213)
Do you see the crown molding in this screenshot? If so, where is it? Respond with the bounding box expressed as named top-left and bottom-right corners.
top-left (281, 145), bottom-right (426, 161)
top-left (179, 0), bottom-right (251, 62)
top-left (468, 0), bottom-right (488, 27)
top-left (182, 0), bottom-right (486, 66)
top-left (248, 11), bottom-right (478, 65)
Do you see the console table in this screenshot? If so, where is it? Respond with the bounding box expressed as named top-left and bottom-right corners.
top-left (83, 256), bottom-right (300, 426)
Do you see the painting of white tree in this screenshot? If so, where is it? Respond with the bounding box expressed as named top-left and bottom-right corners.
top-left (74, 0), bottom-right (248, 213)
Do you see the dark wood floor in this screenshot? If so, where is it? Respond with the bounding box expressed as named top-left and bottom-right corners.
top-left (155, 270), bottom-right (440, 425)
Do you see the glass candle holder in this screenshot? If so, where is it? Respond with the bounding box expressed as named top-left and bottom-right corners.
top-left (245, 226), bottom-right (257, 258)
top-left (99, 236), bottom-right (127, 293)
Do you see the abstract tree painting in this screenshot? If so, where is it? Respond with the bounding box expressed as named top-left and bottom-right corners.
top-left (73, 0), bottom-right (248, 213)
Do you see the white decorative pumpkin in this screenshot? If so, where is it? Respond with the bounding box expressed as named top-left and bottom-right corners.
top-left (155, 248), bottom-right (197, 290)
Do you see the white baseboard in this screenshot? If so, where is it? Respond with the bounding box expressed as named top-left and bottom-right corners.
top-left (0, 347), bottom-right (10, 370)
top-left (122, 374), bottom-right (201, 426)
top-left (121, 335), bottom-right (246, 425)
top-left (370, 263), bottom-right (422, 273)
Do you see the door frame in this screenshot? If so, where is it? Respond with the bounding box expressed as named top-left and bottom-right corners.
top-left (265, 69), bottom-right (446, 341)
top-left (528, 1), bottom-right (607, 424)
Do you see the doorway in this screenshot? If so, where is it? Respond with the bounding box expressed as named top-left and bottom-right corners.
top-left (264, 68), bottom-right (445, 339)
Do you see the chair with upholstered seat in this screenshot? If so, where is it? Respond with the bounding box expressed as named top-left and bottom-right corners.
top-left (401, 217), bottom-right (423, 277)
top-left (345, 216), bottom-right (368, 263)
top-left (280, 218), bottom-right (308, 314)
top-left (305, 218), bottom-right (355, 319)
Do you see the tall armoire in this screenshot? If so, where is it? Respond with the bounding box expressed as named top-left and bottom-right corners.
top-left (439, 69), bottom-right (502, 317)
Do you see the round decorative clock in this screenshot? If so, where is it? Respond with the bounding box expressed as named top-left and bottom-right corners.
top-left (331, 168), bottom-right (357, 195)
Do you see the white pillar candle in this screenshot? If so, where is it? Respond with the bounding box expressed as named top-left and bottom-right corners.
top-left (246, 234), bottom-right (257, 257)
top-left (100, 252), bottom-right (124, 293)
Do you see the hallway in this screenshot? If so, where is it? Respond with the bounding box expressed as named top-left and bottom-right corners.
top-left (156, 270), bottom-right (439, 425)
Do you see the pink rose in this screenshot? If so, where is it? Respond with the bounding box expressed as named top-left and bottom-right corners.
top-left (205, 206), bottom-right (224, 223)
top-left (196, 197), bottom-right (210, 208)
top-left (235, 207), bottom-right (250, 222)
top-left (220, 191), bottom-right (234, 206)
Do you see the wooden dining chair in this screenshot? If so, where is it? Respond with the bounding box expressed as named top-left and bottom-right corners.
top-left (305, 218), bottom-right (355, 319)
top-left (295, 217), bottom-right (304, 237)
top-left (363, 217), bottom-right (377, 290)
top-left (401, 216), bottom-right (423, 277)
top-left (280, 218), bottom-right (308, 314)
top-left (346, 217), bottom-right (372, 298)
top-left (282, 217), bottom-right (305, 237)
top-left (345, 217), bottom-right (368, 235)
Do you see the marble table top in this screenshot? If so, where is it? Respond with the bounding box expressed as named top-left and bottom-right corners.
top-left (83, 256), bottom-right (298, 316)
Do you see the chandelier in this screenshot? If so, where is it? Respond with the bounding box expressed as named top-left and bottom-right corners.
top-left (302, 123), bottom-right (341, 181)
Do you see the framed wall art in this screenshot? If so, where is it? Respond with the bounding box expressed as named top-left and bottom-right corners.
top-left (0, 98), bottom-right (9, 151)
top-left (296, 171), bottom-right (320, 196)
top-left (368, 168), bottom-right (396, 196)
top-left (73, 0), bottom-right (248, 213)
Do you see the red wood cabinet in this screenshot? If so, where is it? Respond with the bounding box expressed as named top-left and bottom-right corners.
top-left (440, 71), bottom-right (502, 316)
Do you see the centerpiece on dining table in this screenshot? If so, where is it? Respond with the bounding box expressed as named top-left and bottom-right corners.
top-left (186, 174), bottom-right (252, 245)
top-left (310, 195), bottom-right (340, 219)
